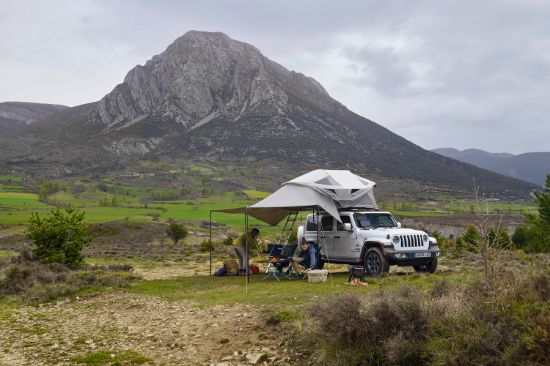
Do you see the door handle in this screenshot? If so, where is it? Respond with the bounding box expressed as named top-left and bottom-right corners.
top-left (333, 236), bottom-right (341, 238)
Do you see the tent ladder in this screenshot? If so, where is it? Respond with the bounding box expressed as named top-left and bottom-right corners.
top-left (279, 211), bottom-right (299, 245)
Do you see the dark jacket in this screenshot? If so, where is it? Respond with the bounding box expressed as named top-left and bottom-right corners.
top-left (299, 245), bottom-right (317, 270)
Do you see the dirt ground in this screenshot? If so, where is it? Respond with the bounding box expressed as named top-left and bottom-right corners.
top-left (0, 291), bottom-right (301, 365)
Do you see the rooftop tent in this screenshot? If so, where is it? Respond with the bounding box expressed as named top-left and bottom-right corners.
top-left (285, 169), bottom-right (377, 209)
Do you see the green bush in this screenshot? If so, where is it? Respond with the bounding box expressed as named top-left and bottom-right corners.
top-left (222, 235), bottom-right (234, 246)
top-left (166, 221), bottom-right (187, 244)
top-left (27, 208), bottom-right (91, 266)
top-left (199, 240), bottom-right (214, 253)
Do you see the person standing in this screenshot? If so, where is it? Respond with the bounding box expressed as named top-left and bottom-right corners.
top-left (233, 228), bottom-right (260, 275)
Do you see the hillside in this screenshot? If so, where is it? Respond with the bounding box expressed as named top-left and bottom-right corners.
top-left (0, 102), bottom-right (68, 137)
top-left (432, 148), bottom-right (550, 186)
top-left (0, 31), bottom-right (538, 198)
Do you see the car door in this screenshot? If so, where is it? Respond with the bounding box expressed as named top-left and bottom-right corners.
top-left (318, 215), bottom-right (334, 259)
top-left (333, 215), bottom-right (356, 261)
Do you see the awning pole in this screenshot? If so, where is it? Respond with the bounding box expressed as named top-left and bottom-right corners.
top-left (209, 210), bottom-right (212, 276)
top-left (245, 208), bottom-right (249, 293)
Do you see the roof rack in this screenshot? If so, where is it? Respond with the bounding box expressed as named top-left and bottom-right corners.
top-left (338, 207), bottom-right (378, 211)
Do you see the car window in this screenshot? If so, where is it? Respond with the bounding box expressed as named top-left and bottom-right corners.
top-left (321, 216), bottom-right (333, 231)
top-left (336, 216), bottom-right (352, 231)
top-left (306, 216), bottom-right (318, 231)
top-left (354, 213), bottom-right (396, 228)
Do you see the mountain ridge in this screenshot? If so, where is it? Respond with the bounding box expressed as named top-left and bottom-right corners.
top-left (0, 31), bottom-right (538, 198)
top-left (432, 148), bottom-right (550, 186)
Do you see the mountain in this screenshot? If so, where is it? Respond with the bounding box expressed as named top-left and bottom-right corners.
top-left (0, 31), bottom-right (538, 198)
top-left (0, 102), bottom-right (68, 137)
top-left (432, 148), bottom-right (550, 186)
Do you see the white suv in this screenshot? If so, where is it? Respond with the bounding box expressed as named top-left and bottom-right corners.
top-left (298, 210), bottom-right (441, 276)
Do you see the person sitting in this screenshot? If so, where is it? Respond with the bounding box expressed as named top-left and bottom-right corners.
top-left (233, 228), bottom-right (260, 275)
top-left (291, 237), bottom-right (317, 275)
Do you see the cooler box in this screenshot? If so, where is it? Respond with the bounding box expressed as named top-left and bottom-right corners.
top-left (307, 269), bottom-right (328, 283)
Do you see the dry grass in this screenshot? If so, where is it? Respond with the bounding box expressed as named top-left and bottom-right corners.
top-left (0, 249), bottom-right (138, 303)
top-left (308, 254), bottom-right (550, 366)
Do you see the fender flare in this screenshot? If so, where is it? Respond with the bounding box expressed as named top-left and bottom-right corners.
top-left (360, 241), bottom-right (384, 259)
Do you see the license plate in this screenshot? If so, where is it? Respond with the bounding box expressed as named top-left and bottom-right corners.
top-left (415, 252), bottom-right (431, 258)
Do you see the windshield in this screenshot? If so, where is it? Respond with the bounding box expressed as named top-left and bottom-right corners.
top-left (354, 213), bottom-right (397, 229)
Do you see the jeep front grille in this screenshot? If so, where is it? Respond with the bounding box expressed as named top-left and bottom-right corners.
top-left (399, 234), bottom-right (424, 248)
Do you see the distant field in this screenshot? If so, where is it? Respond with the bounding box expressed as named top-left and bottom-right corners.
top-left (0, 175), bottom-right (22, 181)
top-left (0, 175), bottom-right (537, 229)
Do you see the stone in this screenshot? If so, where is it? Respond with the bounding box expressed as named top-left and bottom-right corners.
top-left (245, 353), bottom-right (268, 365)
top-left (219, 337), bottom-right (230, 344)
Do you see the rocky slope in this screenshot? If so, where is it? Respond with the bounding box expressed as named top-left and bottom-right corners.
top-left (0, 31), bottom-right (538, 197)
top-left (0, 102), bottom-right (68, 137)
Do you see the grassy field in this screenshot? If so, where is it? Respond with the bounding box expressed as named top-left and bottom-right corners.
top-left (127, 270), bottom-right (468, 308)
top-left (0, 175), bottom-right (536, 231)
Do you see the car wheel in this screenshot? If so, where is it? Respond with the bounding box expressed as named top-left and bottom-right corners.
top-left (363, 247), bottom-right (389, 276)
top-left (414, 258), bottom-right (438, 273)
top-left (426, 257), bottom-right (438, 273)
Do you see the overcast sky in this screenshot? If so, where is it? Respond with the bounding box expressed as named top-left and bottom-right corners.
top-left (1, 0), bottom-right (549, 154)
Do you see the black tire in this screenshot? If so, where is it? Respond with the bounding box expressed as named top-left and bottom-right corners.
top-left (426, 257), bottom-right (438, 273)
top-left (414, 257), bottom-right (438, 274)
top-left (413, 265), bottom-right (426, 272)
top-left (363, 247), bottom-right (389, 276)
top-left (316, 259), bottom-right (325, 270)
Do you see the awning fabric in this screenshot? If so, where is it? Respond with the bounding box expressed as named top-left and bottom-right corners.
top-left (213, 170), bottom-right (377, 225)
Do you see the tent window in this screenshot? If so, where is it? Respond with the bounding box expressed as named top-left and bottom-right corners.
top-left (321, 216), bottom-right (334, 231)
top-left (306, 216), bottom-right (318, 231)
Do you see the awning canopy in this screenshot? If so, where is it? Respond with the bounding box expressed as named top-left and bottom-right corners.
top-left (213, 170), bottom-right (377, 225)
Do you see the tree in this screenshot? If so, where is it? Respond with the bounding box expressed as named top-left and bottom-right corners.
top-left (516, 174), bottom-right (550, 253)
top-left (533, 174), bottom-right (550, 225)
top-left (166, 221), bottom-right (187, 244)
top-left (27, 208), bottom-right (91, 266)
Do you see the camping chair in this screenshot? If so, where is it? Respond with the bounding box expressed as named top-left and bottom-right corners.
top-left (263, 244), bottom-right (297, 281)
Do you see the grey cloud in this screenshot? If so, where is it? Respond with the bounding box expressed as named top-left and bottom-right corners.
top-left (1, 0), bottom-right (549, 153)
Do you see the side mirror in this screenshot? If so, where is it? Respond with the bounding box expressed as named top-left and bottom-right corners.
top-left (343, 223), bottom-right (352, 231)
top-left (397, 222), bottom-right (402, 228)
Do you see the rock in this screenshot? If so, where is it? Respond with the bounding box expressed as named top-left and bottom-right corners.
top-left (221, 356), bottom-right (233, 361)
top-left (219, 337), bottom-right (230, 344)
top-left (245, 353), bottom-right (268, 365)
top-left (215, 363), bottom-right (231, 366)
top-left (85, 339), bottom-right (93, 344)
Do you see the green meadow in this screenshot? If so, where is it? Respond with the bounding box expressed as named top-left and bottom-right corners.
top-left (0, 175), bottom-right (536, 229)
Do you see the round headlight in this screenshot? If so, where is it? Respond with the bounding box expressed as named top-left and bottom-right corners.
top-left (423, 235), bottom-right (428, 242)
top-left (392, 235), bottom-right (400, 244)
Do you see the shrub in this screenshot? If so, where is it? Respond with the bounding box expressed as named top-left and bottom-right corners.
top-left (27, 208), bottom-right (91, 266)
top-left (310, 287), bottom-right (430, 365)
top-left (166, 221), bottom-right (187, 244)
top-left (222, 235), bottom-right (234, 246)
top-left (199, 240), bottom-right (214, 253)
top-left (0, 254), bottom-right (137, 303)
top-left (308, 263), bottom-right (550, 366)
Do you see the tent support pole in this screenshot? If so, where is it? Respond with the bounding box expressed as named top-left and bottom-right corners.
top-left (245, 208), bottom-right (249, 292)
top-left (209, 210), bottom-right (212, 276)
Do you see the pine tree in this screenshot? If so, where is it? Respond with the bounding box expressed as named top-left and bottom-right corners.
top-left (533, 174), bottom-right (550, 225)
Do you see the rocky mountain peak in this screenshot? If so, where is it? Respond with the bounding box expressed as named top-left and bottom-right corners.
top-left (94, 31), bottom-right (338, 131)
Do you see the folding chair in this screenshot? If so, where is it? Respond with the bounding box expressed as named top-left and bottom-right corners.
top-left (263, 244), bottom-right (297, 281)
